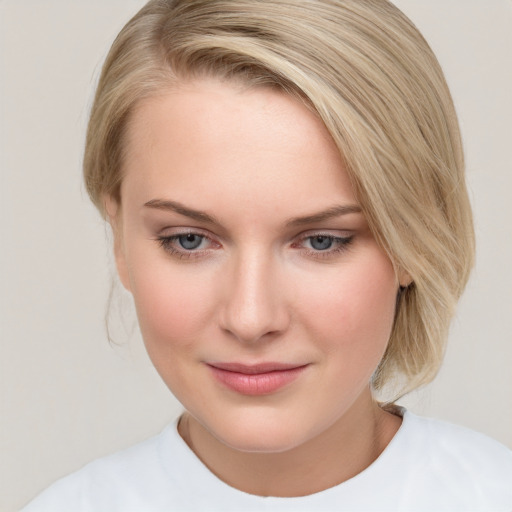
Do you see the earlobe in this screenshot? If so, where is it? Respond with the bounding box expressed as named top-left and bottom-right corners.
top-left (398, 269), bottom-right (413, 289)
top-left (104, 195), bottom-right (132, 292)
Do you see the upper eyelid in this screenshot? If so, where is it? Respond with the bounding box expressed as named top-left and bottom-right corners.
top-left (295, 234), bottom-right (353, 247)
top-left (299, 230), bottom-right (352, 237)
top-left (294, 229), bottom-right (353, 241)
top-left (160, 232), bottom-right (216, 245)
top-left (157, 227), bottom-right (217, 242)
top-left (157, 225), bottom-right (212, 235)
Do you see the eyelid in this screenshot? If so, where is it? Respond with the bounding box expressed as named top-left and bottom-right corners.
top-left (156, 224), bottom-right (213, 236)
top-left (154, 228), bottom-right (221, 260)
top-left (154, 227), bottom-right (354, 261)
top-left (292, 230), bottom-right (355, 259)
top-left (293, 228), bottom-right (354, 242)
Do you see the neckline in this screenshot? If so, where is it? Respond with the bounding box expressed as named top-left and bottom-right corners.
top-left (160, 407), bottom-right (411, 502)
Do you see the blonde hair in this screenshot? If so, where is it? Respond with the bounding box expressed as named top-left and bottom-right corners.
top-left (84, 0), bottom-right (475, 398)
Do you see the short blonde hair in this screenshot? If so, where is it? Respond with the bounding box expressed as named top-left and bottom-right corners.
top-left (84, 0), bottom-right (475, 398)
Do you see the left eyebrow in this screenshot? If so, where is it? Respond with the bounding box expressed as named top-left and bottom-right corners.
top-left (285, 205), bottom-right (362, 227)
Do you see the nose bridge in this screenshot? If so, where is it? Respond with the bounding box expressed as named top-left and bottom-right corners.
top-left (221, 245), bottom-right (288, 343)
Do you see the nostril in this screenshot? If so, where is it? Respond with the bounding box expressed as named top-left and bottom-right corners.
top-left (220, 296), bottom-right (290, 343)
top-left (221, 315), bottom-right (283, 344)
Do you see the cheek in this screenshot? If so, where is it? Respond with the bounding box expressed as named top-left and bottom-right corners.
top-left (128, 256), bottom-right (216, 354)
top-left (296, 254), bottom-right (398, 356)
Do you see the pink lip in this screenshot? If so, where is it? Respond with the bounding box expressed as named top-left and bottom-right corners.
top-left (207, 362), bottom-right (308, 395)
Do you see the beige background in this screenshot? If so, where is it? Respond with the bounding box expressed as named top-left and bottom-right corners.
top-left (1, 1), bottom-right (511, 510)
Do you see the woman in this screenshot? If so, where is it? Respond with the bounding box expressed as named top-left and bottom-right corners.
top-left (23, 0), bottom-right (512, 510)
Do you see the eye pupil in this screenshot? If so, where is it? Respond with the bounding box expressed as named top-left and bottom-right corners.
top-left (178, 234), bottom-right (203, 250)
top-left (311, 236), bottom-right (333, 250)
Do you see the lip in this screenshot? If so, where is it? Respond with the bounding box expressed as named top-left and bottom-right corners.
top-left (206, 362), bottom-right (309, 395)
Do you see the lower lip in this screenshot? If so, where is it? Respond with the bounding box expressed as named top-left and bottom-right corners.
top-left (208, 365), bottom-right (308, 395)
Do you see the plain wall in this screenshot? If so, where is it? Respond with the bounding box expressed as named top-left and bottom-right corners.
top-left (1, 1), bottom-right (511, 510)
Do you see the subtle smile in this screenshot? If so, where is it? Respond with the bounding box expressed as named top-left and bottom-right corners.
top-left (206, 362), bottom-right (309, 395)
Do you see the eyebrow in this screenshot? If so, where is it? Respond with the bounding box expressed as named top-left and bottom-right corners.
top-left (143, 199), bottom-right (362, 226)
top-left (285, 204), bottom-right (362, 227)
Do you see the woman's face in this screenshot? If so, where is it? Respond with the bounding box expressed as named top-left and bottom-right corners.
top-left (114, 79), bottom-right (400, 452)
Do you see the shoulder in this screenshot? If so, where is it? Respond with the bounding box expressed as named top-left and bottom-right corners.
top-left (396, 410), bottom-right (512, 508)
top-left (21, 422), bottom-right (181, 512)
top-left (404, 410), bottom-right (512, 468)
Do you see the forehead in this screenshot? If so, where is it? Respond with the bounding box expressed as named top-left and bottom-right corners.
top-left (125, 79), bottom-right (332, 156)
top-left (120, 79), bottom-right (357, 220)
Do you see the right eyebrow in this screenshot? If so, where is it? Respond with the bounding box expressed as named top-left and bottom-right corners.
top-left (143, 199), bottom-right (219, 224)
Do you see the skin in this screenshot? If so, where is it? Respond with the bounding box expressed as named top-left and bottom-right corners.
top-left (108, 78), bottom-right (405, 497)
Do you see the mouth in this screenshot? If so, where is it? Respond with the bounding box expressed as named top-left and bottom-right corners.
top-left (206, 362), bottom-right (309, 395)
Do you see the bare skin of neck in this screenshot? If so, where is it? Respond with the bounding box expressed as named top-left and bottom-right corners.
top-left (178, 390), bottom-right (402, 497)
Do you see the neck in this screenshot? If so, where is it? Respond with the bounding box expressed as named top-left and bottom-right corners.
top-left (178, 392), bottom-right (402, 497)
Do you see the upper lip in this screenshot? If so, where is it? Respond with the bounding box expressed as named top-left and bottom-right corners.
top-left (207, 362), bottom-right (308, 374)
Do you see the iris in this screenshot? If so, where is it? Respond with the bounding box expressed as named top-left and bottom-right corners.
top-left (179, 234), bottom-right (203, 250)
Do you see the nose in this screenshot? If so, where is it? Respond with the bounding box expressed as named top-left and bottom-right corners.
top-left (219, 249), bottom-right (290, 343)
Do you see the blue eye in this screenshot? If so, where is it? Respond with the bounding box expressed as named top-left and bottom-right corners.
top-left (156, 232), bottom-right (213, 259)
top-left (309, 236), bottom-right (334, 251)
top-left (178, 234), bottom-right (204, 250)
top-left (296, 233), bottom-right (354, 259)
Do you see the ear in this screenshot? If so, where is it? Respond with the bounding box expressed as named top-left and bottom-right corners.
top-left (104, 195), bottom-right (131, 292)
top-left (397, 267), bottom-right (413, 289)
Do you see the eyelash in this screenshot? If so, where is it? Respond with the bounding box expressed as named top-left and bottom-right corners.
top-left (294, 234), bottom-right (354, 259)
top-left (155, 232), bottom-right (354, 261)
top-left (155, 232), bottom-right (215, 260)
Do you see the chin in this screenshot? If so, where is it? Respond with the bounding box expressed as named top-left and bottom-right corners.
top-left (204, 409), bottom-right (316, 454)
top-left (216, 430), bottom-right (304, 454)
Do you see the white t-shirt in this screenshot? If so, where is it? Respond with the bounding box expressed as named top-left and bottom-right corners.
top-left (22, 410), bottom-right (512, 511)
